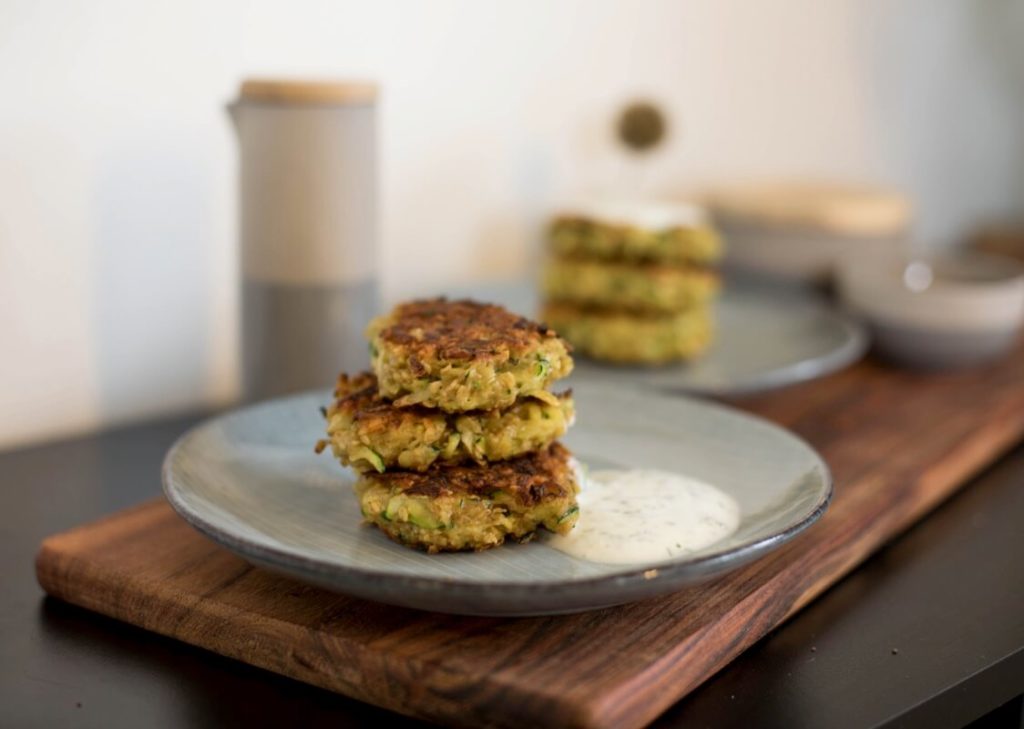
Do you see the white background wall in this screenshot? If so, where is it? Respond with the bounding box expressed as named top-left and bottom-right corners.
top-left (2, 0), bottom-right (1022, 448)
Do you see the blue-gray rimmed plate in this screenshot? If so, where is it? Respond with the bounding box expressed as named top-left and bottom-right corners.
top-left (441, 278), bottom-right (867, 397)
top-left (163, 382), bottom-right (831, 616)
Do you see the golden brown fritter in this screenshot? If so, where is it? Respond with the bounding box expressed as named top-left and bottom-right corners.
top-left (372, 298), bottom-right (559, 361)
top-left (550, 215), bottom-right (722, 265)
top-left (542, 302), bottom-right (713, 364)
top-left (366, 298), bottom-right (573, 412)
top-left (317, 372), bottom-right (574, 473)
top-left (373, 442), bottom-right (576, 502)
top-left (543, 256), bottom-right (720, 314)
top-left (355, 443), bottom-right (580, 552)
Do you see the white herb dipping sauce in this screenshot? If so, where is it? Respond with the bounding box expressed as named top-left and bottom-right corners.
top-left (547, 469), bottom-right (740, 564)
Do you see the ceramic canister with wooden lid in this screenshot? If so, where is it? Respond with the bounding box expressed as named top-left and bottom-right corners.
top-left (228, 79), bottom-right (378, 400)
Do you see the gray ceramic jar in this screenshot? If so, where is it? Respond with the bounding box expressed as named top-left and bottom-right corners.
top-left (229, 79), bottom-right (379, 400)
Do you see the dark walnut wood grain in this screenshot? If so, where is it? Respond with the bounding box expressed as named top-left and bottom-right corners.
top-left (36, 345), bottom-right (1024, 729)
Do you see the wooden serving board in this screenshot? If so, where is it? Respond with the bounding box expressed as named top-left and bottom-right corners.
top-left (37, 346), bottom-right (1024, 729)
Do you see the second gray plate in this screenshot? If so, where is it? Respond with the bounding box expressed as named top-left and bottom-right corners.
top-left (442, 279), bottom-right (867, 397)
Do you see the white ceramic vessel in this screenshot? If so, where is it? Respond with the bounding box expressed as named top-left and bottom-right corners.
top-left (229, 79), bottom-right (379, 399)
top-left (836, 250), bottom-right (1024, 368)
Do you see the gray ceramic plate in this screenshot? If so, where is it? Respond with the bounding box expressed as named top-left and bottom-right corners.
top-left (163, 382), bottom-right (831, 616)
top-left (442, 278), bottom-right (867, 397)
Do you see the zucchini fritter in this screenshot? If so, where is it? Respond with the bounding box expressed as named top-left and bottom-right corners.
top-left (318, 372), bottom-right (574, 473)
top-left (543, 257), bottom-right (720, 314)
top-left (550, 215), bottom-right (722, 265)
top-left (367, 298), bottom-right (573, 412)
top-left (542, 302), bottom-right (713, 364)
top-left (355, 443), bottom-right (580, 552)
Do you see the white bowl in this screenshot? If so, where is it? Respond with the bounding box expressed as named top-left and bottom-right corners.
top-left (836, 250), bottom-right (1024, 368)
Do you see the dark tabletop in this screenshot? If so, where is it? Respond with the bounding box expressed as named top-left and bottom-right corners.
top-left (2, 412), bottom-right (1023, 729)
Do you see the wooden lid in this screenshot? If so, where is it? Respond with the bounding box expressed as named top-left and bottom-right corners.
top-left (972, 221), bottom-right (1024, 263)
top-left (237, 79), bottom-right (377, 106)
top-left (706, 182), bottom-right (911, 236)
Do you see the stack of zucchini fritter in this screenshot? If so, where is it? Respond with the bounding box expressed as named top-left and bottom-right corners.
top-left (317, 298), bottom-right (580, 553)
top-left (540, 203), bottom-right (724, 364)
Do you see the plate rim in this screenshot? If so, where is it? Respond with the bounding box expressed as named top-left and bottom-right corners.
top-left (161, 388), bottom-right (834, 597)
top-left (571, 296), bottom-right (869, 398)
top-left (672, 312), bottom-right (867, 397)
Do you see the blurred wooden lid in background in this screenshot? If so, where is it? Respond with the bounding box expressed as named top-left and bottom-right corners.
top-left (971, 221), bottom-right (1024, 263)
top-left (705, 182), bottom-right (911, 237)
top-left (237, 79), bottom-right (377, 106)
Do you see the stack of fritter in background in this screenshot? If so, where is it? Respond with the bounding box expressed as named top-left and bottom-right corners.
top-left (540, 201), bottom-right (724, 364)
top-left (317, 298), bottom-right (580, 553)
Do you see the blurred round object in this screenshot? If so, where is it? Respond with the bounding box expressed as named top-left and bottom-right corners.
top-left (836, 249), bottom-right (1024, 369)
top-left (616, 101), bottom-right (668, 152)
top-left (706, 182), bottom-right (911, 285)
